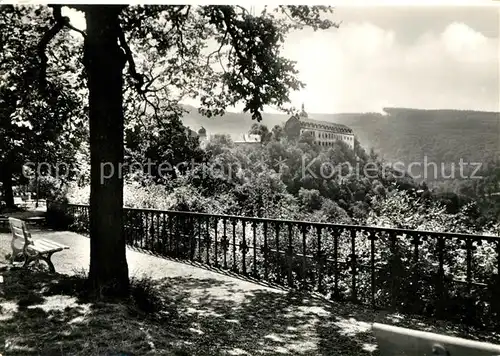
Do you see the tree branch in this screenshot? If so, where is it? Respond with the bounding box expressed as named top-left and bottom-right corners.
top-left (65, 22), bottom-right (87, 38)
top-left (38, 5), bottom-right (87, 93)
top-left (206, 32), bottom-right (227, 69)
top-left (117, 24), bottom-right (144, 93)
top-left (38, 5), bottom-right (65, 92)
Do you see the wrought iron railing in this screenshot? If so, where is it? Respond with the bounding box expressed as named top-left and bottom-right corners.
top-left (61, 203), bottom-right (500, 328)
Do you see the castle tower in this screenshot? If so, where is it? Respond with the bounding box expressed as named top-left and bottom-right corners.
top-left (299, 103), bottom-right (308, 118)
top-left (198, 126), bottom-right (207, 141)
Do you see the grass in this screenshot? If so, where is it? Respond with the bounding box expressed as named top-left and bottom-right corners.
top-left (1, 267), bottom-right (500, 356)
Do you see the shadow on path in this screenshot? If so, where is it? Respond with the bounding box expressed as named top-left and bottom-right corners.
top-left (0, 269), bottom-right (378, 356)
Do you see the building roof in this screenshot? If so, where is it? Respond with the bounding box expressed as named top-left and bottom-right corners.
top-left (185, 127), bottom-right (198, 137)
top-left (293, 103), bottom-right (353, 134)
top-left (300, 117), bottom-right (353, 134)
top-left (233, 134), bottom-right (261, 143)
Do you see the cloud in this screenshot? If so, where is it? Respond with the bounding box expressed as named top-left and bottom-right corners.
top-left (440, 22), bottom-right (496, 63)
top-left (283, 20), bottom-right (498, 114)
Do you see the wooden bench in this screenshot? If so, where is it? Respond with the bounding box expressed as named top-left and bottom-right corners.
top-left (372, 322), bottom-right (500, 355)
top-left (8, 217), bottom-right (69, 273)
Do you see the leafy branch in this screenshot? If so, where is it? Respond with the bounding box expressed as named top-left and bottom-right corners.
top-left (38, 5), bottom-right (86, 93)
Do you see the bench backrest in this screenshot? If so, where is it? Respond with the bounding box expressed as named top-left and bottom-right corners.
top-left (372, 323), bottom-right (500, 356)
top-left (8, 217), bottom-right (32, 254)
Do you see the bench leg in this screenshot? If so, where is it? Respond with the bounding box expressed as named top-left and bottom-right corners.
top-left (41, 253), bottom-right (56, 273)
top-left (22, 255), bottom-right (36, 269)
top-left (22, 253), bottom-right (56, 273)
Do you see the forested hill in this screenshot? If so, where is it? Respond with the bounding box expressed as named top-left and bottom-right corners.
top-left (180, 105), bottom-right (500, 179)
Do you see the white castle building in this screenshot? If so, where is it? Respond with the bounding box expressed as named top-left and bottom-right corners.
top-left (284, 104), bottom-right (355, 150)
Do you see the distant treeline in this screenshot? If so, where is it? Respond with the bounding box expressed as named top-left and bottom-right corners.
top-left (180, 105), bottom-right (499, 182)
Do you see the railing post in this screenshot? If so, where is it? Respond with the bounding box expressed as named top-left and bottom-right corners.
top-left (287, 223), bottom-right (294, 288)
top-left (301, 224), bottom-right (308, 290)
top-left (389, 232), bottom-right (398, 309)
top-left (275, 222), bottom-right (281, 285)
top-left (175, 215), bottom-right (180, 257)
top-left (252, 221), bottom-right (258, 278)
top-left (410, 233), bottom-right (421, 311)
top-left (214, 218), bottom-right (219, 267)
top-left (221, 218), bottom-right (228, 270)
top-left (495, 241), bottom-right (500, 321)
top-left (231, 219), bottom-right (237, 272)
top-left (240, 220), bottom-right (248, 275)
top-left (465, 239), bottom-right (473, 296)
top-left (316, 226), bottom-right (324, 293)
top-left (205, 216), bottom-right (211, 266)
top-left (332, 228), bottom-right (340, 299)
top-left (262, 221), bottom-right (269, 280)
top-left (464, 238), bottom-right (477, 326)
top-left (436, 236), bottom-right (446, 318)
top-left (153, 212), bottom-right (157, 250)
top-left (350, 229), bottom-right (357, 303)
top-left (197, 217), bottom-right (202, 262)
top-left (168, 214), bottom-right (173, 255)
top-left (159, 213), bottom-right (165, 255)
top-left (146, 211), bottom-right (150, 249)
top-left (141, 211), bottom-right (146, 249)
top-left (369, 230), bottom-right (377, 309)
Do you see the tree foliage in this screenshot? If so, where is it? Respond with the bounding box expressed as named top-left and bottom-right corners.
top-left (125, 114), bottom-right (205, 183)
top-left (249, 123), bottom-right (272, 144)
top-left (0, 5), bottom-right (86, 207)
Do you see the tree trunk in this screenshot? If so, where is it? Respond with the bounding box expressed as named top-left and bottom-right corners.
top-left (84, 6), bottom-right (129, 297)
top-left (1, 163), bottom-right (15, 208)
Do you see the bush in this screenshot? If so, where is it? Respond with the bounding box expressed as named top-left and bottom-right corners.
top-left (298, 188), bottom-right (322, 212)
top-left (27, 176), bottom-right (62, 200)
top-left (129, 275), bottom-right (165, 316)
top-left (321, 199), bottom-right (351, 224)
top-left (66, 183), bottom-right (90, 205)
top-left (46, 195), bottom-right (74, 230)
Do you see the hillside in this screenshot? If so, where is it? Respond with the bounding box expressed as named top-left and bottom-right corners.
top-left (180, 105), bottom-right (499, 180)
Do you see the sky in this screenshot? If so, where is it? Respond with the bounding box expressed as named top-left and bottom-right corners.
top-left (281, 6), bottom-right (500, 114)
top-left (63, 5), bottom-right (500, 114)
